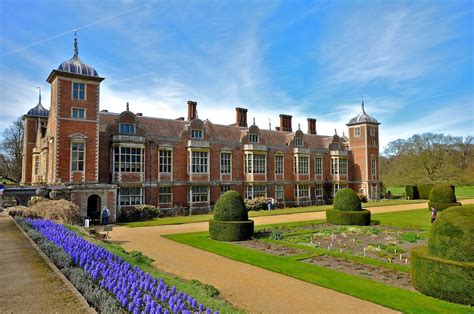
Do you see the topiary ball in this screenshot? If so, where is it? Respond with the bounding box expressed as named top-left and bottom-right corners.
top-left (333, 188), bottom-right (362, 211)
top-left (213, 190), bottom-right (248, 221)
top-left (429, 185), bottom-right (456, 204)
top-left (428, 204), bottom-right (474, 262)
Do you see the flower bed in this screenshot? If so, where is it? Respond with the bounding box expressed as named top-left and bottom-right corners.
top-left (24, 218), bottom-right (218, 314)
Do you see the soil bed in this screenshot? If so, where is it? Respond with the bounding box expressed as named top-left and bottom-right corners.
top-left (304, 255), bottom-right (414, 290)
top-left (234, 239), bottom-right (303, 256)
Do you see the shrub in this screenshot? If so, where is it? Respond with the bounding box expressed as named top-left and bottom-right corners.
top-left (326, 209), bottom-right (371, 226)
top-left (405, 185), bottom-right (419, 200)
top-left (333, 189), bottom-right (362, 211)
top-left (120, 204), bottom-right (160, 221)
top-left (269, 229), bottom-right (284, 240)
top-left (427, 202), bottom-right (461, 212)
top-left (208, 220), bottom-right (254, 241)
top-left (210, 191), bottom-right (254, 241)
top-left (428, 205), bottom-right (474, 262)
top-left (27, 196), bottom-right (48, 207)
top-left (214, 191), bottom-right (247, 221)
top-left (418, 184), bottom-right (434, 199)
top-left (429, 185), bottom-right (457, 204)
top-left (244, 196), bottom-right (268, 211)
top-left (411, 246), bottom-right (474, 305)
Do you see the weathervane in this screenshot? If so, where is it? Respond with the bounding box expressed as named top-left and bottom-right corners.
top-left (37, 86), bottom-right (41, 104)
top-left (361, 95), bottom-right (365, 112)
top-left (126, 102), bottom-right (129, 111)
top-left (73, 30), bottom-right (78, 56)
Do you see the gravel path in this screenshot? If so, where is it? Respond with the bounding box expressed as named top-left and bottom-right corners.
top-left (0, 215), bottom-right (92, 313)
top-left (110, 203), bottom-right (452, 313)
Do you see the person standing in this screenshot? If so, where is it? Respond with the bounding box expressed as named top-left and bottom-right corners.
top-left (101, 206), bottom-right (110, 225)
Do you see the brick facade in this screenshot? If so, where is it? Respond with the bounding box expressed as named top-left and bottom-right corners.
top-left (20, 40), bottom-right (380, 220)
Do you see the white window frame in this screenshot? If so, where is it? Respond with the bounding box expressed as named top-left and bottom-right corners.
top-left (369, 127), bottom-right (375, 137)
top-left (244, 152), bottom-right (266, 174)
top-left (249, 134), bottom-right (259, 143)
top-left (72, 82), bottom-right (86, 100)
top-left (159, 149), bottom-right (172, 174)
top-left (355, 127), bottom-right (361, 137)
top-left (339, 158), bottom-right (348, 175)
top-left (295, 184), bottom-right (310, 198)
top-left (191, 129), bottom-right (203, 139)
top-left (372, 158), bottom-right (377, 178)
top-left (220, 152), bottom-right (232, 174)
top-left (71, 107), bottom-right (86, 119)
top-left (295, 138), bottom-right (303, 147)
top-left (315, 156), bottom-right (322, 175)
top-left (71, 142), bottom-right (85, 172)
top-left (294, 155), bottom-right (309, 175)
top-left (220, 185), bottom-right (231, 195)
top-left (275, 154), bottom-right (284, 175)
top-left (315, 184), bottom-right (323, 198)
top-left (275, 185), bottom-right (284, 199)
top-left (119, 187), bottom-right (143, 206)
top-left (245, 185), bottom-right (267, 199)
top-left (34, 156), bottom-right (39, 175)
top-left (190, 151), bottom-right (208, 174)
top-left (113, 146), bottom-right (144, 173)
top-left (331, 157), bottom-right (339, 175)
top-left (119, 123), bottom-right (136, 134)
top-left (190, 185), bottom-right (208, 202)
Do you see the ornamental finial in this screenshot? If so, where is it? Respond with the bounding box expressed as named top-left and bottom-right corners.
top-left (126, 102), bottom-right (129, 111)
top-left (37, 86), bottom-right (41, 104)
top-left (361, 96), bottom-right (365, 113)
top-left (73, 30), bottom-right (78, 56)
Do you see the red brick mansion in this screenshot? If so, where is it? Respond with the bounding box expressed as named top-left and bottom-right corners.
top-left (21, 37), bottom-right (380, 221)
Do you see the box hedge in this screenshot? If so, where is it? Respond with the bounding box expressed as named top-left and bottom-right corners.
top-left (326, 209), bottom-right (371, 225)
top-left (209, 219), bottom-right (255, 241)
top-left (427, 202), bottom-right (461, 212)
top-left (333, 188), bottom-right (362, 211)
top-left (213, 190), bottom-right (248, 221)
top-left (411, 246), bottom-right (474, 305)
top-left (418, 184), bottom-right (435, 199)
top-left (405, 185), bottom-right (419, 200)
top-left (428, 205), bottom-right (474, 262)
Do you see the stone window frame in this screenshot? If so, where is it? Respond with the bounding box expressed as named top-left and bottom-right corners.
top-left (190, 185), bottom-right (209, 203)
top-left (244, 152), bottom-right (266, 174)
top-left (295, 184), bottom-right (310, 198)
top-left (189, 150), bottom-right (209, 174)
top-left (119, 123), bottom-right (136, 134)
top-left (245, 184), bottom-right (267, 199)
top-left (69, 135), bottom-right (87, 173)
top-left (248, 134), bottom-right (259, 143)
top-left (295, 138), bottom-right (303, 147)
top-left (191, 129), bottom-right (203, 139)
top-left (158, 186), bottom-right (172, 204)
top-left (220, 151), bottom-right (232, 174)
top-left (275, 184), bottom-right (284, 200)
top-left (354, 127), bottom-right (361, 137)
top-left (315, 156), bottom-right (323, 175)
top-left (294, 155), bottom-right (309, 175)
top-left (158, 148), bottom-right (173, 174)
top-left (119, 186), bottom-right (143, 206)
top-left (274, 154), bottom-right (284, 175)
top-left (113, 145), bottom-right (144, 173)
top-left (220, 185), bottom-right (231, 195)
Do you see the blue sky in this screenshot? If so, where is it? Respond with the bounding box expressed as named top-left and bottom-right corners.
top-left (0, 0), bottom-right (473, 149)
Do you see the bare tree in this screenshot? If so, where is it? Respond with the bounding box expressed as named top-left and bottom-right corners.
top-left (0, 117), bottom-right (24, 181)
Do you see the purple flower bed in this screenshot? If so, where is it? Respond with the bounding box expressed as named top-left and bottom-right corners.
top-left (26, 218), bottom-right (218, 314)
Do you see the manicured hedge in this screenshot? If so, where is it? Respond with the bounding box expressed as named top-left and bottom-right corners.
top-left (213, 191), bottom-right (247, 221)
top-left (428, 205), bottom-right (474, 262)
top-left (411, 246), bottom-right (474, 305)
top-left (405, 185), bottom-right (419, 200)
top-left (429, 185), bottom-right (457, 204)
top-left (333, 188), bottom-right (362, 211)
top-left (418, 184), bottom-right (435, 200)
top-left (326, 209), bottom-right (371, 226)
top-left (209, 219), bottom-right (254, 241)
top-left (427, 202), bottom-right (461, 212)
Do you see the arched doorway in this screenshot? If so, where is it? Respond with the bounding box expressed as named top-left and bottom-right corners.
top-left (87, 195), bottom-right (101, 224)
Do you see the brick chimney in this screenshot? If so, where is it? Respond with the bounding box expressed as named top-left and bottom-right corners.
top-left (279, 114), bottom-right (292, 132)
top-left (235, 107), bottom-right (248, 127)
top-left (187, 101), bottom-right (197, 121)
top-left (307, 118), bottom-right (317, 134)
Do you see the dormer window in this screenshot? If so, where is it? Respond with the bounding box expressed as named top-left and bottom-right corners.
top-left (72, 82), bottom-right (86, 100)
top-left (191, 129), bottom-right (203, 139)
top-left (295, 138), bottom-right (303, 147)
top-left (120, 123), bottom-right (136, 134)
top-left (249, 134), bottom-right (259, 143)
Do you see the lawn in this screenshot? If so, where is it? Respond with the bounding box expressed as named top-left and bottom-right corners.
top-left (164, 209), bottom-right (472, 314)
top-left (387, 185), bottom-right (474, 199)
top-left (122, 199), bottom-right (426, 228)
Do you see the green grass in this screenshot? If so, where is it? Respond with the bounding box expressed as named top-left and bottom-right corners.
top-left (122, 199), bottom-right (426, 228)
top-left (65, 225), bottom-right (241, 313)
top-left (165, 209), bottom-right (472, 313)
top-left (387, 185), bottom-right (474, 199)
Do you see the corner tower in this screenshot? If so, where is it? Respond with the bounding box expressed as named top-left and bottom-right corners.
top-left (347, 100), bottom-right (380, 199)
top-left (45, 32), bottom-right (104, 184)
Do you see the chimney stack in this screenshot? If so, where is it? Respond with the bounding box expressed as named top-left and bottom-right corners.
top-left (187, 101), bottom-right (197, 121)
top-left (279, 114), bottom-right (292, 132)
top-left (235, 107), bottom-right (248, 127)
top-left (307, 118), bottom-right (317, 134)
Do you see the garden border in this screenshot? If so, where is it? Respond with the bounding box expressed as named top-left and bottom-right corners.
top-left (11, 216), bottom-right (95, 314)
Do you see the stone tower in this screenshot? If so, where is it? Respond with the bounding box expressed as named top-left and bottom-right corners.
top-left (347, 101), bottom-right (380, 199)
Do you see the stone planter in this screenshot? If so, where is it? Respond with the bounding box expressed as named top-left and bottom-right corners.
top-left (35, 188), bottom-right (50, 197)
top-left (49, 190), bottom-right (65, 200)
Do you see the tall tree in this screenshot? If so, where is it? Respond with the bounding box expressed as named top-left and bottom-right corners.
top-left (0, 117), bottom-right (24, 182)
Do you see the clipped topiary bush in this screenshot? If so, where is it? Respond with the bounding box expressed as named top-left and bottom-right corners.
top-left (209, 191), bottom-right (254, 241)
top-left (333, 188), bottom-right (362, 211)
top-left (405, 185), bottom-right (419, 200)
top-left (327, 188), bottom-right (370, 226)
top-left (418, 184), bottom-right (435, 199)
top-left (428, 185), bottom-right (461, 212)
top-left (411, 205), bottom-right (474, 305)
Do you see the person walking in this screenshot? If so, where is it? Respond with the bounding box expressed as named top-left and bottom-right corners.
top-left (430, 207), bottom-right (437, 223)
top-left (101, 206), bottom-right (110, 225)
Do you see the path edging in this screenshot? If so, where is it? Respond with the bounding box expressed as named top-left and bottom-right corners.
top-left (11, 216), bottom-right (96, 314)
